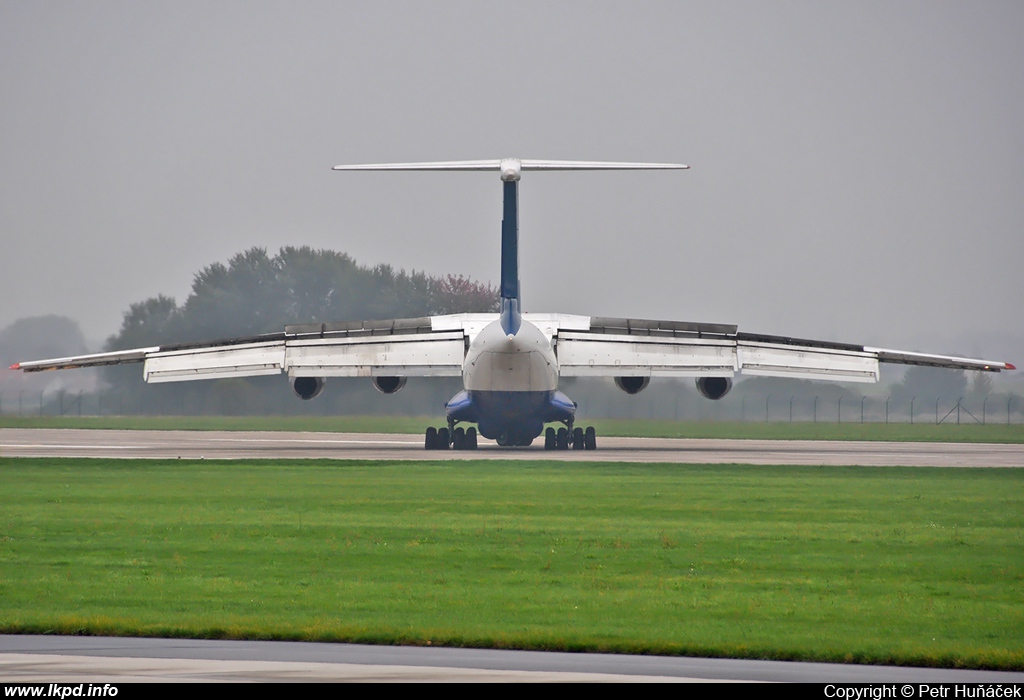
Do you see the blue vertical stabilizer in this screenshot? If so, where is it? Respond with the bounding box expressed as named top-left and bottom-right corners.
top-left (500, 178), bottom-right (521, 336)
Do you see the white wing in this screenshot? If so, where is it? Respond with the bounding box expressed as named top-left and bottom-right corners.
top-left (13, 316), bottom-right (485, 382)
top-left (13, 313), bottom-right (1013, 383)
top-left (551, 317), bottom-right (1014, 381)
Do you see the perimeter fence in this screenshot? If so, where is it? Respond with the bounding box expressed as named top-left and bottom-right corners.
top-left (0, 387), bottom-right (1021, 425)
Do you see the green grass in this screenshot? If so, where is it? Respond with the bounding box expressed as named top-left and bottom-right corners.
top-left (1, 414), bottom-right (1022, 443)
top-left (1, 457), bottom-right (1021, 669)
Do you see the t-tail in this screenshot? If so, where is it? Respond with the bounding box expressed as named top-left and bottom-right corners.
top-left (332, 158), bottom-right (689, 336)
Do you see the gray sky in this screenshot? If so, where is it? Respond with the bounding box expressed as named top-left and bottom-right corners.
top-left (2, 1), bottom-right (1022, 368)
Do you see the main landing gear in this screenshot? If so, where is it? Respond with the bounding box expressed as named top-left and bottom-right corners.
top-left (425, 425), bottom-right (478, 450)
top-left (544, 422), bottom-right (597, 451)
top-left (424, 422), bottom-right (597, 451)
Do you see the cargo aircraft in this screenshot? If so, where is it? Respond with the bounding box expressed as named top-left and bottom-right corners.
top-left (12, 158), bottom-right (1015, 450)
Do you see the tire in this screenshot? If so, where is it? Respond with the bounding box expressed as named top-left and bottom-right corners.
top-left (544, 427), bottom-right (556, 450)
top-left (437, 427), bottom-right (450, 450)
top-left (572, 427), bottom-right (584, 450)
top-left (453, 426), bottom-right (465, 450)
top-left (425, 426), bottom-right (437, 450)
top-left (584, 426), bottom-right (597, 451)
top-left (466, 426), bottom-right (478, 449)
top-left (556, 427), bottom-right (568, 450)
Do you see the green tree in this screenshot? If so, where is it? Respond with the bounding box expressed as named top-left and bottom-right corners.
top-left (892, 365), bottom-right (968, 406)
top-left (105, 295), bottom-right (179, 351)
top-left (970, 371), bottom-right (993, 398)
top-left (0, 315), bottom-right (88, 366)
top-left (101, 246), bottom-right (499, 414)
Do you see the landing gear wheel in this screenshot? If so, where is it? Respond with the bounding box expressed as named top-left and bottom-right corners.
top-left (437, 427), bottom-right (450, 450)
top-left (571, 427), bottom-right (584, 450)
top-left (556, 427), bottom-right (568, 450)
top-left (466, 426), bottom-right (478, 450)
top-left (452, 426), bottom-right (466, 450)
top-left (584, 426), bottom-right (597, 451)
top-left (544, 427), bottom-right (556, 450)
top-left (425, 427), bottom-right (437, 450)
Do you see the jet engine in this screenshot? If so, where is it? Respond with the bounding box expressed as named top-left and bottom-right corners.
top-left (292, 376), bottom-right (325, 400)
top-left (695, 376), bottom-right (732, 400)
top-left (614, 376), bottom-right (650, 395)
top-left (372, 376), bottom-right (407, 394)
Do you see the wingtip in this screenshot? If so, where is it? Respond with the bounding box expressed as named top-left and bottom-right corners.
top-left (1006, 362), bottom-right (1016, 370)
top-left (9, 363), bottom-right (19, 370)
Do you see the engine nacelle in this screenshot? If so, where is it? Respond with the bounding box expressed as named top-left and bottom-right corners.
top-left (372, 376), bottom-right (407, 394)
top-left (614, 376), bottom-right (650, 395)
top-left (695, 376), bottom-right (732, 400)
top-left (292, 376), bottom-right (325, 400)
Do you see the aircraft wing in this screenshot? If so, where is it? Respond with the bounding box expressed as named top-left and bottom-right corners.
top-left (13, 312), bottom-right (1013, 384)
top-left (11, 317), bottom-right (473, 382)
top-left (553, 317), bottom-right (1014, 382)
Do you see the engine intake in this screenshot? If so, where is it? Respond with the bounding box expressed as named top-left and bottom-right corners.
top-left (695, 376), bottom-right (732, 400)
top-left (372, 376), bottom-right (407, 394)
top-left (292, 376), bottom-right (325, 400)
top-left (614, 376), bottom-right (650, 395)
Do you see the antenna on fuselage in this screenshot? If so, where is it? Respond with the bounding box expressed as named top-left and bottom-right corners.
top-left (332, 158), bottom-right (689, 336)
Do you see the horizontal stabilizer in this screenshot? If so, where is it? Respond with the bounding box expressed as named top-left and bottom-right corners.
top-left (334, 158), bottom-right (688, 180)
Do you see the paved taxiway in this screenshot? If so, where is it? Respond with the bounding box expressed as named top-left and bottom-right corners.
top-left (4, 636), bottom-right (1024, 683)
top-left (1, 428), bottom-right (1022, 466)
top-left (3, 428), bottom-right (1020, 681)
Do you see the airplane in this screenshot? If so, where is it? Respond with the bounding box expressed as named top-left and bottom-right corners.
top-left (11, 158), bottom-right (1015, 450)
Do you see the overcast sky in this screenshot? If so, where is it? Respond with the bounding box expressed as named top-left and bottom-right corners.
top-left (2, 1), bottom-right (1021, 369)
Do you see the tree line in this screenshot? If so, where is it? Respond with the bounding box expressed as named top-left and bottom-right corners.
top-left (106, 246), bottom-right (498, 350)
top-left (97, 246), bottom-right (497, 413)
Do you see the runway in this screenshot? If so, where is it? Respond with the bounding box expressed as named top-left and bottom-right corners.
top-left (1, 427), bottom-right (1022, 466)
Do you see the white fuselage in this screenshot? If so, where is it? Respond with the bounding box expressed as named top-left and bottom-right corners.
top-left (462, 319), bottom-right (558, 393)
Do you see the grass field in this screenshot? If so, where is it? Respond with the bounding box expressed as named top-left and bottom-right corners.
top-left (1, 414), bottom-right (1022, 443)
top-left (1, 457), bottom-right (1021, 669)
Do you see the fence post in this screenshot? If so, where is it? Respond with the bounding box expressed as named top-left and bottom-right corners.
top-left (911, 396), bottom-right (916, 425)
top-left (838, 396), bottom-right (842, 424)
top-left (935, 399), bottom-right (939, 425)
top-left (861, 396), bottom-right (865, 424)
top-left (956, 397), bottom-right (962, 426)
top-left (765, 395), bottom-right (770, 423)
top-left (813, 396), bottom-right (818, 424)
top-left (789, 396), bottom-right (794, 423)
top-left (885, 396), bottom-right (889, 425)
top-left (741, 395), bottom-right (746, 422)
top-left (983, 396), bottom-right (988, 425)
